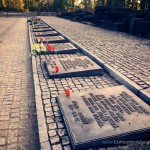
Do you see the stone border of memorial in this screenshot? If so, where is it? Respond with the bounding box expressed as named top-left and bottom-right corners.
top-left (27, 18), bottom-right (51, 149)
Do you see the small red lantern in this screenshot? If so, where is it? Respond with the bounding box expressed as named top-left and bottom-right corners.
top-left (55, 66), bottom-right (59, 73)
top-left (66, 89), bottom-right (70, 96)
top-left (51, 45), bottom-right (55, 51)
top-left (47, 44), bottom-right (55, 52)
top-left (40, 38), bottom-right (43, 42)
top-left (46, 41), bottom-right (49, 46)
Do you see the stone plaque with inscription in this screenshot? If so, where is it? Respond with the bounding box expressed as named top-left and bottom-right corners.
top-left (35, 31), bottom-right (59, 36)
top-left (44, 43), bottom-right (78, 54)
top-left (37, 36), bottom-right (66, 43)
top-left (33, 28), bottom-right (53, 32)
top-left (33, 23), bottom-right (45, 26)
top-left (57, 85), bottom-right (150, 150)
top-left (33, 25), bottom-right (49, 29)
top-left (45, 56), bottom-right (103, 78)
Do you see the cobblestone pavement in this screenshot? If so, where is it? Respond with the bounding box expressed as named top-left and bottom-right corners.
top-left (0, 17), bottom-right (40, 150)
top-left (0, 18), bottom-right (18, 37)
top-left (41, 17), bottom-right (150, 91)
top-left (35, 50), bottom-right (150, 150)
top-left (36, 53), bottom-right (121, 150)
top-left (31, 18), bottom-right (150, 150)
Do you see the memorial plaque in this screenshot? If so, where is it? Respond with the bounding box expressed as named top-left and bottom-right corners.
top-left (57, 85), bottom-right (150, 150)
top-left (37, 36), bottom-right (67, 43)
top-left (44, 43), bottom-right (78, 54)
top-left (33, 23), bottom-right (45, 26)
top-left (33, 25), bottom-right (49, 29)
top-left (33, 28), bottom-right (53, 32)
top-left (45, 56), bottom-right (103, 78)
top-left (35, 31), bottom-right (59, 36)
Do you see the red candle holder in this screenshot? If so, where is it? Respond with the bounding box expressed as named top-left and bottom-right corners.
top-left (46, 41), bottom-right (49, 46)
top-left (47, 44), bottom-right (55, 51)
top-left (55, 66), bottom-right (59, 73)
top-left (47, 46), bottom-right (51, 51)
top-left (66, 89), bottom-right (70, 96)
top-left (51, 45), bottom-right (55, 51)
top-left (40, 38), bottom-right (43, 42)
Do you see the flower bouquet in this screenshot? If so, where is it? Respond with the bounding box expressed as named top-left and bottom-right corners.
top-left (32, 43), bottom-right (46, 55)
top-left (27, 17), bottom-right (32, 23)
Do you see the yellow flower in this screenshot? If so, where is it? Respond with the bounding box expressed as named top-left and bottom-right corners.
top-left (32, 43), bottom-right (47, 53)
top-left (40, 45), bottom-right (47, 52)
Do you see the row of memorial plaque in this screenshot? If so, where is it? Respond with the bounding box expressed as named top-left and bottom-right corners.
top-left (32, 21), bottom-right (104, 79)
top-left (31, 20), bottom-right (150, 150)
top-left (33, 22), bottom-right (79, 54)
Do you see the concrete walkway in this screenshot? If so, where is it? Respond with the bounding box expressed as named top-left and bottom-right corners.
top-left (0, 17), bottom-right (40, 150)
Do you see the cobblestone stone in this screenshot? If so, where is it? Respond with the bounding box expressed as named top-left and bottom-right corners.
top-left (7, 143), bottom-right (18, 150)
top-left (48, 123), bottom-right (57, 130)
top-left (64, 145), bottom-right (72, 150)
top-left (58, 129), bottom-right (67, 137)
top-left (52, 144), bottom-right (63, 150)
top-left (61, 136), bottom-right (70, 146)
top-left (48, 130), bottom-right (57, 137)
top-left (50, 136), bottom-right (60, 145)
top-left (0, 138), bottom-right (6, 146)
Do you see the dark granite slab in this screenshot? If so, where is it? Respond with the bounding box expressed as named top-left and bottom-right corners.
top-left (35, 31), bottom-right (59, 36)
top-left (37, 36), bottom-right (67, 43)
top-left (45, 56), bottom-right (103, 78)
top-left (44, 43), bottom-right (78, 54)
top-left (33, 28), bottom-right (54, 32)
top-left (33, 25), bottom-right (49, 29)
top-left (57, 85), bottom-right (150, 149)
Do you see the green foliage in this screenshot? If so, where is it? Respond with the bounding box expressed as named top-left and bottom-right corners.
top-left (140, 0), bottom-right (150, 10)
top-left (23, 0), bottom-right (28, 10)
top-left (23, 0), bottom-right (39, 11)
top-left (95, 0), bottom-right (149, 10)
top-left (0, 0), bottom-right (3, 11)
top-left (106, 0), bottom-right (112, 6)
top-left (53, 0), bottom-right (69, 12)
top-left (0, 0), bottom-right (149, 12)
top-left (118, 0), bottom-right (126, 8)
top-left (0, 0), bottom-right (2, 7)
